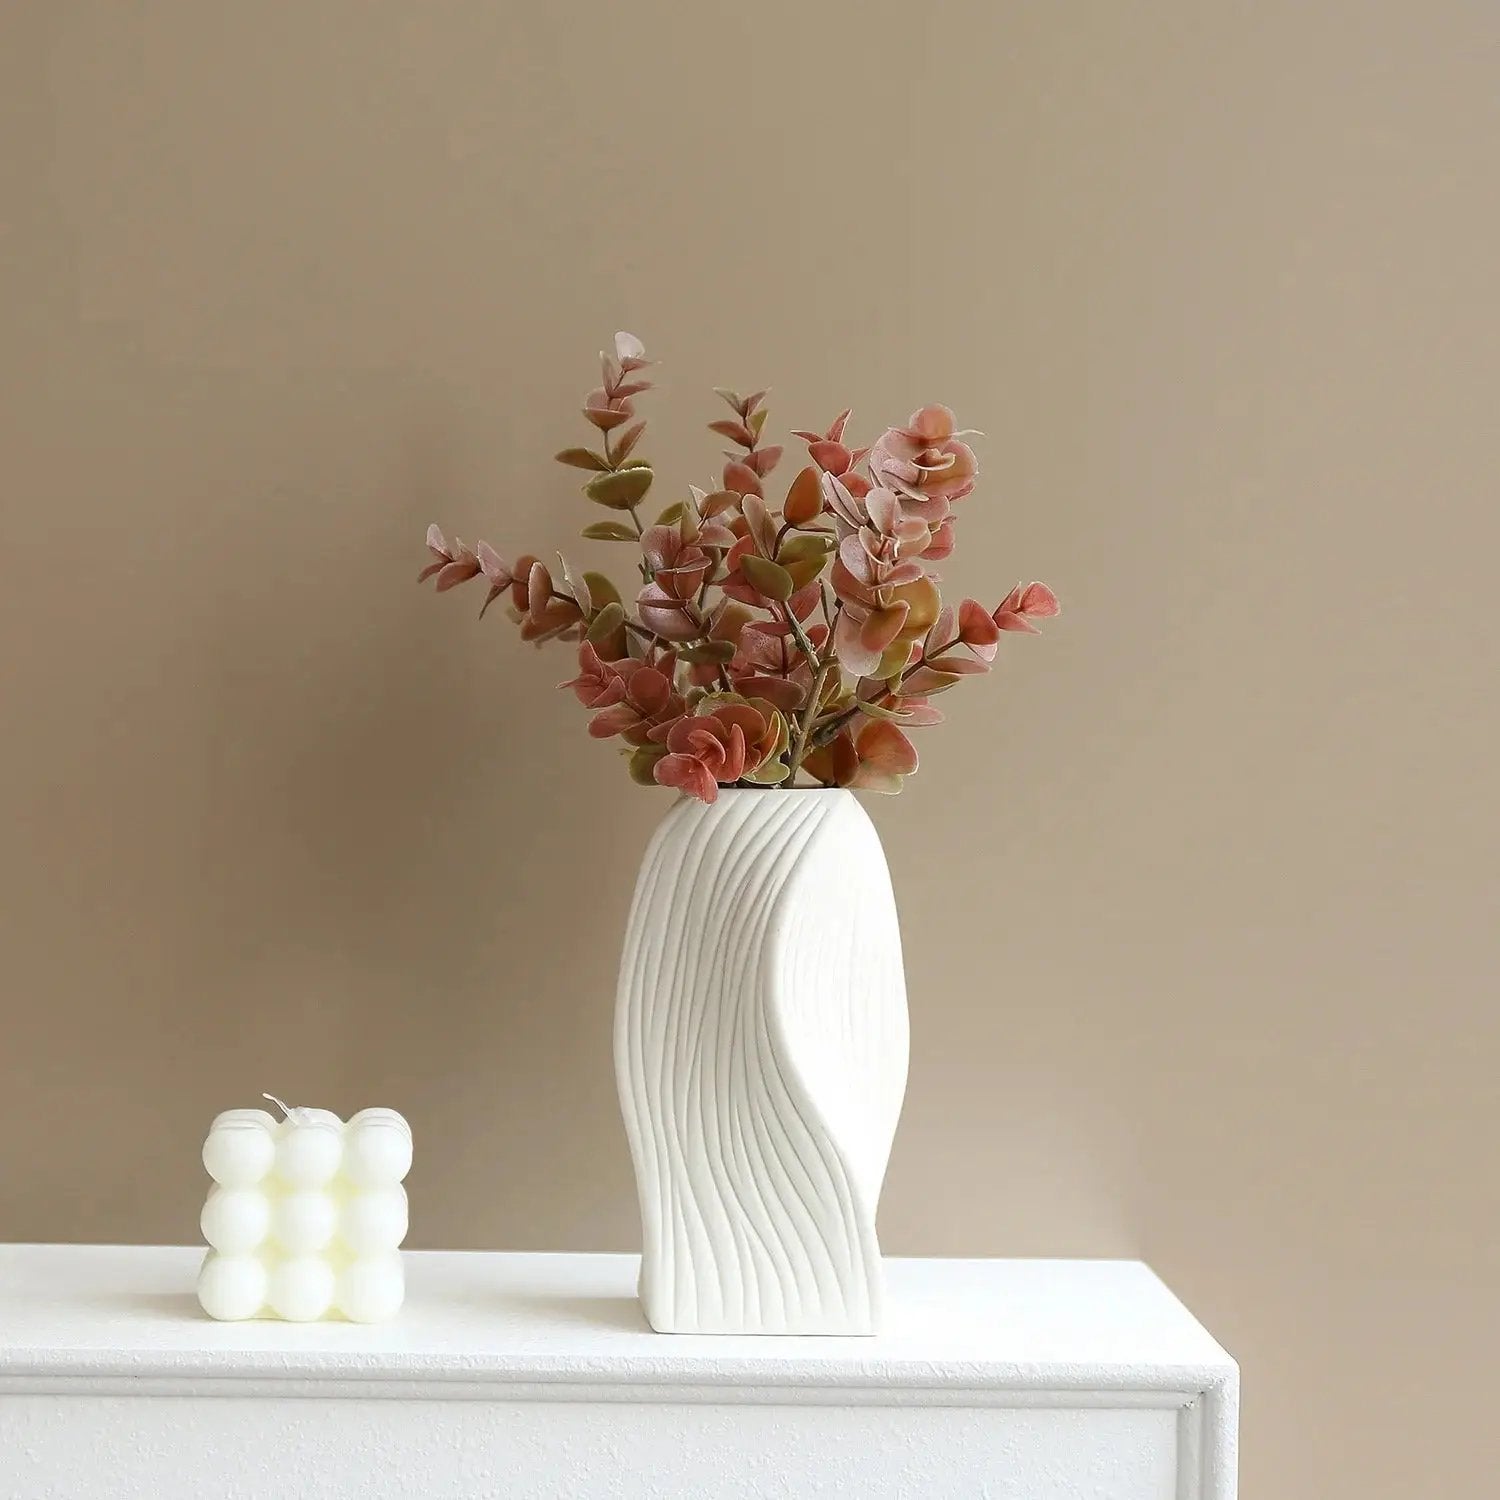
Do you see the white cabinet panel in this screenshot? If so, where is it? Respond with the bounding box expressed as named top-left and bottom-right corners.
top-left (0, 1247), bottom-right (1236, 1500)
top-left (5, 1396), bottom-right (1183, 1500)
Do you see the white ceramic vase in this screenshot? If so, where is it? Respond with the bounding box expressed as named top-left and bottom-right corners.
top-left (615, 787), bottom-right (909, 1335)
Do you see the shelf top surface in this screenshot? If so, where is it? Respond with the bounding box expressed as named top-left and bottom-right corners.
top-left (0, 1245), bottom-right (1234, 1391)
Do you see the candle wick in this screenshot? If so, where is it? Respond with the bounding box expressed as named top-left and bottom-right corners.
top-left (262, 1092), bottom-right (296, 1120)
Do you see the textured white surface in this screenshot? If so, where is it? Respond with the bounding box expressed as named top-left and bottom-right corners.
top-left (4, 1396), bottom-right (1180, 1500)
top-left (0, 1247), bottom-right (1236, 1500)
top-left (196, 1107), bottom-right (410, 1322)
top-left (616, 789), bottom-right (909, 1334)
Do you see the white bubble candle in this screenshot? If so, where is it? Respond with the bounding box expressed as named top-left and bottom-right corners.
top-left (197, 1096), bottom-right (411, 1323)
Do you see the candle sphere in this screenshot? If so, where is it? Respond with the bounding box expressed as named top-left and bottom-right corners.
top-left (274, 1122), bottom-right (343, 1189)
top-left (202, 1122), bottom-right (275, 1188)
top-left (343, 1113), bottom-right (412, 1187)
top-left (336, 1253), bottom-right (405, 1323)
top-left (268, 1255), bottom-right (336, 1322)
top-left (210, 1108), bottom-right (278, 1132)
top-left (341, 1186), bottom-right (409, 1253)
top-left (272, 1190), bottom-right (338, 1253)
top-left (200, 1186), bottom-right (272, 1255)
top-left (197, 1252), bottom-right (267, 1321)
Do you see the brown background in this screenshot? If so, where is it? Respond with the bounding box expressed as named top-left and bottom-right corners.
top-left (3, 3), bottom-right (1496, 1495)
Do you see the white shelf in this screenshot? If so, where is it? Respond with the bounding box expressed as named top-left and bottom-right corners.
top-left (0, 1245), bottom-right (1237, 1499)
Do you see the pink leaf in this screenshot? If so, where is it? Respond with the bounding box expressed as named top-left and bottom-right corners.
top-left (527, 561), bottom-right (552, 619)
top-left (906, 404), bottom-right (956, 441)
top-left (901, 666), bottom-right (964, 695)
top-left (851, 719), bottom-right (918, 792)
top-left (636, 583), bottom-right (702, 641)
top-left (723, 460), bottom-right (763, 498)
top-left (476, 541), bottom-right (511, 586)
top-left (809, 440), bottom-right (851, 474)
top-left (865, 487), bottom-right (901, 534)
top-left (995, 612), bottom-right (1041, 634)
top-left (583, 406), bottom-right (633, 432)
top-left (958, 598), bottom-right (1001, 661)
top-left (1019, 581), bottom-right (1060, 617)
top-left (896, 699), bottom-right (945, 727)
top-left (782, 466), bottom-right (822, 527)
top-left (613, 420), bottom-right (647, 463)
top-left (922, 519), bottom-right (956, 560)
top-left (735, 675), bottom-right (806, 714)
top-left (859, 602), bottom-right (910, 655)
top-left (435, 556), bottom-right (481, 592)
top-left (788, 582), bottom-right (821, 621)
top-left (589, 703), bottom-right (640, 738)
top-left (741, 494), bottom-right (777, 557)
top-left (928, 605), bottom-right (956, 653)
top-left (640, 524), bottom-right (677, 573)
top-left (833, 608), bottom-right (883, 677)
top-left (710, 418), bottom-right (755, 447)
top-left (655, 753), bottom-right (719, 804)
top-left (629, 667), bottom-right (672, 715)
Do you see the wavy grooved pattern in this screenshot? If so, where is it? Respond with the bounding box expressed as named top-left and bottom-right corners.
top-left (615, 789), bottom-right (909, 1334)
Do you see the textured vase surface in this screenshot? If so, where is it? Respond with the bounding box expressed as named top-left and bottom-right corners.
top-left (615, 787), bottom-right (909, 1335)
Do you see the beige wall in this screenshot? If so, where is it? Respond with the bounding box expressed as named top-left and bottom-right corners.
top-left (4, 2), bottom-right (1496, 1494)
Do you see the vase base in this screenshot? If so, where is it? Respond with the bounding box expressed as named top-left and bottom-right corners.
top-left (639, 1274), bottom-right (882, 1336)
top-left (641, 1306), bottom-right (881, 1337)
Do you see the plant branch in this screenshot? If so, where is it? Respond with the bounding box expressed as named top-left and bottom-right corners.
top-left (787, 657), bottom-right (835, 781)
top-left (811, 632), bottom-right (961, 745)
top-left (781, 602), bottom-right (819, 667)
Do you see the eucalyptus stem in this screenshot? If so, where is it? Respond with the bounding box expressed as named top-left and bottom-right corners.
top-left (781, 601), bottom-right (819, 666)
top-left (788, 657), bottom-right (835, 781)
top-left (813, 631), bottom-right (960, 745)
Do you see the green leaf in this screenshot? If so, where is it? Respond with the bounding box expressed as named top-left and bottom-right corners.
top-left (777, 531), bottom-right (835, 588)
top-left (627, 745), bottom-right (667, 785)
top-left (584, 467), bottom-right (654, 510)
top-left (581, 521), bottom-right (638, 542)
top-left (855, 698), bottom-right (915, 722)
top-left (655, 501), bottom-right (686, 525)
top-left (556, 447), bottom-right (609, 471)
top-left (740, 554), bottom-right (794, 601)
top-left (748, 407), bottom-right (768, 439)
top-left (679, 640), bottom-right (736, 664)
top-left (582, 571), bottom-right (622, 608)
top-left (902, 666), bottom-right (964, 695)
top-left (779, 533), bottom-right (834, 563)
top-left (742, 757), bottom-right (791, 785)
top-left (585, 601), bottom-right (625, 644)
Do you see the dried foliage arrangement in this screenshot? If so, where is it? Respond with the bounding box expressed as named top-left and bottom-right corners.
top-left (420, 333), bottom-right (1057, 803)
